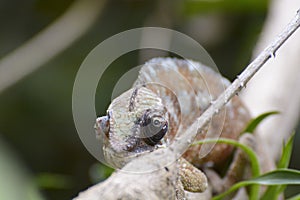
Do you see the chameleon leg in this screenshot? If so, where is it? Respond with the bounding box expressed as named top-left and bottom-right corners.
top-left (206, 133), bottom-right (256, 197)
top-left (222, 134), bottom-right (256, 190)
top-left (179, 158), bottom-right (208, 193)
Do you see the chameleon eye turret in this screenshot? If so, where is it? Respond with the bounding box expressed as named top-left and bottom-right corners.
top-left (140, 110), bottom-right (168, 146)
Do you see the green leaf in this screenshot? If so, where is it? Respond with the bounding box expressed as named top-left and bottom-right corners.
top-left (213, 169), bottom-right (300, 200)
top-left (278, 133), bottom-right (295, 168)
top-left (193, 138), bottom-right (260, 177)
top-left (260, 186), bottom-right (284, 200)
top-left (287, 193), bottom-right (300, 200)
top-left (242, 111), bottom-right (279, 134)
top-left (183, 0), bottom-right (268, 15)
top-left (261, 133), bottom-right (295, 200)
top-left (35, 173), bottom-right (73, 189)
top-left (193, 138), bottom-right (261, 199)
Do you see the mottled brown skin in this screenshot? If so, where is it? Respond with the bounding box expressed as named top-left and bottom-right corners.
top-left (183, 96), bottom-right (251, 166)
top-left (135, 58), bottom-right (251, 167)
top-left (95, 58), bottom-right (252, 194)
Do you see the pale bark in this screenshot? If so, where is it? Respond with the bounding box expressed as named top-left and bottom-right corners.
top-left (241, 0), bottom-right (300, 161)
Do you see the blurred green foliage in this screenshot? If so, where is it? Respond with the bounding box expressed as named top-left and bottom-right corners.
top-left (0, 0), bottom-right (299, 199)
top-left (184, 0), bottom-right (269, 14)
top-left (0, 138), bottom-right (44, 200)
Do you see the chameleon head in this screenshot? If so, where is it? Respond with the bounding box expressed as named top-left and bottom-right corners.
top-left (95, 86), bottom-right (170, 168)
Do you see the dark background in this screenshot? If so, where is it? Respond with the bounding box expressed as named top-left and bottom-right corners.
top-left (0, 0), bottom-right (299, 199)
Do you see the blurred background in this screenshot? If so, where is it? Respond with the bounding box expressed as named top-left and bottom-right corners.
top-left (0, 0), bottom-right (299, 199)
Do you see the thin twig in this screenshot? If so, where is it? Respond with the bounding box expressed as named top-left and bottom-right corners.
top-left (0, 0), bottom-right (106, 94)
top-left (171, 9), bottom-right (300, 154)
top-left (242, 2), bottom-right (300, 162)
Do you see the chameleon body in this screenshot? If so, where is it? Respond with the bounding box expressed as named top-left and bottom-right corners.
top-left (95, 57), bottom-right (251, 193)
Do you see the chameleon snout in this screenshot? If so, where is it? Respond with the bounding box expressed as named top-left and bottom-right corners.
top-left (95, 116), bottom-right (109, 139)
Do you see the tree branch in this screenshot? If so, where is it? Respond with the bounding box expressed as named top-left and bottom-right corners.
top-left (241, 1), bottom-right (300, 161)
top-left (171, 8), bottom-right (300, 155)
top-left (74, 9), bottom-right (300, 200)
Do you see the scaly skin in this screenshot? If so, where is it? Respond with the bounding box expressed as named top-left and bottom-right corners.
top-left (95, 58), bottom-right (251, 193)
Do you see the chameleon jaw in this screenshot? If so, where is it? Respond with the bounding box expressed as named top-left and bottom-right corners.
top-left (97, 121), bottom-right (170, 168)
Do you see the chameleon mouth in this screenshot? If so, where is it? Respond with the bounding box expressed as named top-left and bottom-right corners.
top-left (102, 136), bottom-right (169, 169)
top-left (154, 137), bottom-right (169, 149)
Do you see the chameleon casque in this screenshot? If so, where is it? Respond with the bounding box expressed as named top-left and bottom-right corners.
top-left (95, 57), bottom-right (254, 196)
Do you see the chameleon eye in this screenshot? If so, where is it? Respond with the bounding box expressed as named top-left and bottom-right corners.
top-left (142, 115), bottom-right (168, 146)
top-left (152, 117), bottom-right (162, 127)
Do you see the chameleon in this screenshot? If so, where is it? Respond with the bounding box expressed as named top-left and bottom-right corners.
top-left (94, 57), bottom-right (254, 196)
